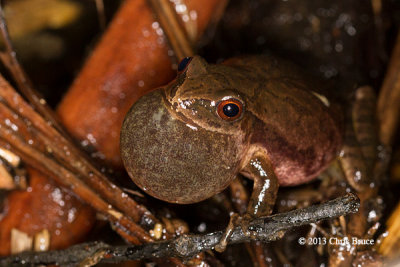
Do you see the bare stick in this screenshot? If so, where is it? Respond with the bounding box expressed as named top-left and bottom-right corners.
top-left (0, 193), bottom-right (359, 266)
top-left (148, 0), bottom-right (194, 60)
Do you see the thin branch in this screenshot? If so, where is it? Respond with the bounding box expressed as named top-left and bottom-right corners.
top-left (0, 193), bottom-right (360, 266)
top-left (148, 0), bottom-right (194, 60)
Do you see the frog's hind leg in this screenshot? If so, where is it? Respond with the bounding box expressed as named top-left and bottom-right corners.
top-left (229, 176), bottom-right (249, 215)
top-left (215, 151), bottom-right (279, 252)
top-left (352, 86), bottom-right (378, 175)
top-left (338, 86), bottom-right (380, 238)
top-left (338, 86), bottom-right (378, 192)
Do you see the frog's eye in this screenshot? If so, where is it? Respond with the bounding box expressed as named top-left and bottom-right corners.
top-left (217, 99), bottom-right (243, 121)
top-left (177, 57), bottom-right (193, 72)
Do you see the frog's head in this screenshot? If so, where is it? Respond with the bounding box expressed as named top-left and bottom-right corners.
top-left (120, 56), bottom-right (252, 204)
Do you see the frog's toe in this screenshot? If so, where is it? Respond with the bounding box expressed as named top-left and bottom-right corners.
top-left (215, 213), bottom-right (239, 252)
top-left (215, 213), bottom-right (256, 252)
top-left (239, 214), bottom-right (253, 237)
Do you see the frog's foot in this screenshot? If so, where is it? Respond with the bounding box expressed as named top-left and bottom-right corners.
top-left (215, 213), bottom-right (253, 252)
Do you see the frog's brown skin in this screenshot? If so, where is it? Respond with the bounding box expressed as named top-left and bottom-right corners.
top-left (121, 55), bottom-right (342, 206)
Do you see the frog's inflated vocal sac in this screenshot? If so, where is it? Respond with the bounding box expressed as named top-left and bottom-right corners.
top-left (120, 55), bottom-right (342, 221)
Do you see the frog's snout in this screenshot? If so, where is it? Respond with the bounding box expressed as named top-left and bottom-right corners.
top-left (120, 89), bottom-right (240, 204)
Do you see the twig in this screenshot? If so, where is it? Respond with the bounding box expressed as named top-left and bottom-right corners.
top-left (0, 193), bottom-right (360, 266)
top-left (148, 0), bottom-right (194, 60)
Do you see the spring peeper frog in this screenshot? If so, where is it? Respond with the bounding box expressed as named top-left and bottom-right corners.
top-left (120, 55), bottom-right (343, 249)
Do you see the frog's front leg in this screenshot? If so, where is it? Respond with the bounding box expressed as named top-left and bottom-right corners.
top-left (215, 151), bottom-right (279, 252)
top-left (244, 153), bottom-right (279, 217)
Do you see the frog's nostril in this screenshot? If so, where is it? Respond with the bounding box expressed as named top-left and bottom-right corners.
top-left (177, 57), bottom-right (193, 72)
